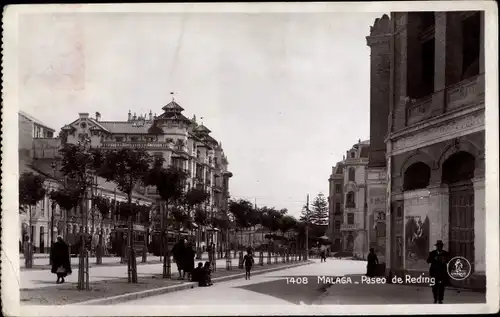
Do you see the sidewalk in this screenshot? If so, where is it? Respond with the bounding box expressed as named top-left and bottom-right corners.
top-left (20, 251), bottom-right (274, 270)
top-left (21, 259), bottom-right (311, 305)
top-left (21, 252), bottom-right (284, 289)
top-left (314, 276), bottom-right (486, 305)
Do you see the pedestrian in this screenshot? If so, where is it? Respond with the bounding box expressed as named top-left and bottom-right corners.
top-left (50, 236), bottom-right (72, 284)
top-left (243, 248), bottom-right (254, 280)
top-left (366, 248), bottom-right (379, 277)
top-left (184, 241), bottom-right (196, 281)
top-left (172, 239), bottom-right (186, 279)
top-left (320, 244), bottom-right (327, 262)
top-left (200, 261), bottom-right (213, 286)
top-left (192, 262), bottom-right (204, 283)
top-left (427, 240), bottom-right (450, 304)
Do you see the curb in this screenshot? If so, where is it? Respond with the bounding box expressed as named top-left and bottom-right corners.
top-left (72, 260), bottom-right (314, 305)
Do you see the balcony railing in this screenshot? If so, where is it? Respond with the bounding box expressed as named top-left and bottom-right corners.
top-left (446, 74), bottom-right (485, 111)
top-left (340, 224), bottom-right (356, 231)
top-left (406, 74), bottom-right (485, 126)
top-left (345, 203), bottom-right (356, 209)
top-left (100, 142), bottom-right (171, 149)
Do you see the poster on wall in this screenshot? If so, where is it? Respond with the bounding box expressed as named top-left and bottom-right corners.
top-left (404, 214), bottom-right (430, 270)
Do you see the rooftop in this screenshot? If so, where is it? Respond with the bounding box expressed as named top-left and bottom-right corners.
top-left (19, 111), bottom-right (55, 132)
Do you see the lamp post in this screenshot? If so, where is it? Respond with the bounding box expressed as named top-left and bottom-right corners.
top-left (50, 161), bottom-right (57, 247)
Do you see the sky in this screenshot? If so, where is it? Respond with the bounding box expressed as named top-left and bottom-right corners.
top-left (18, 10), bottom-right (386, 218)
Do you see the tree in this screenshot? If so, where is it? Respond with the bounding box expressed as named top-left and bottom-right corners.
top-left (144, 156), bottom-right (187, 278)
top-left (98, 148), bottom-right (153, 283)
top-left (310, 193), bottom-right (329, 226)
top-left (183, 187), bottom-right (210, 254)
top-left (49, 186), bottom-right (81, 238)
top-left (19, 172), bottom-right (47, 268)
top-left (299, 204), bottom-right (311, 223)
top-left (229, 199), bottom-right (253, 249)
top-left (91, 195), bottom-right (112, 264)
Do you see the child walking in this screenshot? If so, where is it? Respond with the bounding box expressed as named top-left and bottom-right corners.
top-left (243, 248), bottom-right (255, 280)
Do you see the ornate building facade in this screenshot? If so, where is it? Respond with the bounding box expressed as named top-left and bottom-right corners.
top-left (59, 99), bottom-right (233, 249)
top-left (19, 111), bottom-right (153, 253)
top-left (328, 140), bottom-right (370, 256)
top-left (384, 11), bottom-right (485, 289)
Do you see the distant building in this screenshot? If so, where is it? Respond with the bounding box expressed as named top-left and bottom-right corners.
top-left (328, 162), bottom-right (344, 252)
top-left (328, 140), bottom-right (370, 256)
top-left (19, 111), bottom-right (55, 161)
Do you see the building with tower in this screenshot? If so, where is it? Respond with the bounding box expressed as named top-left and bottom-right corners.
top-left (366, 14), bottom-right (391, 264)
top-left (383, 11), bottom-right (485, 289)
top-left (328, 139), bottom-right (370, 257)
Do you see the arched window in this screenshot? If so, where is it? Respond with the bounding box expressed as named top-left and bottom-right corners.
top-left (346, 191), bottom-right (356, 208)
top-left (350, 151), bottom-right (356, 158)
top-left (403, 162), bottom-right (431, 191)
top-left (348, 168), bottom-right (355, 181)
top-left (347, 213), bottom-right (354, 225)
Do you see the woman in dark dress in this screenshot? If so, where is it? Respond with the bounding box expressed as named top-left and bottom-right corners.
top-left (50, 236), bottom-right (72, 284)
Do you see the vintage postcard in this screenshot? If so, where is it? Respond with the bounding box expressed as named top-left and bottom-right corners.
top-left (2, 1), bottom-right (498, 316)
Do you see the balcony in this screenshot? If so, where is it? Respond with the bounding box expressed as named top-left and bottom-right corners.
top-left (446, 74), bottom-right (485, 111)
top-left (406, 74), bottom-right (485, 126)
top-left (100, 141), bottom-right (171, 150)
top-left (340, 224), bottom-right (357, 231)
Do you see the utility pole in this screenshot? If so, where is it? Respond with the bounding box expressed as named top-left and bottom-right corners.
top-left (305, 194), bottom-right (309, 260)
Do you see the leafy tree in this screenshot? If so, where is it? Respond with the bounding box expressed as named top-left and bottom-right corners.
top-left (229, 199), bottom-right (254, 248)
top-left (183, 187), bottom-right (210, 251)
top-left (280, 215), bottom-right (297, 240)
top-left (144, 156), bottom-right (187, 278)
top-left (91, 195), bottom-right (112, 263)
top-left (19, 172), bottom-right (47, 268)
top-left (49, 186), bottom-right (81, 237)
top-left (310, 193), bottom-right (329, 226)
top-left (98, 148), bottom-right (153, 283)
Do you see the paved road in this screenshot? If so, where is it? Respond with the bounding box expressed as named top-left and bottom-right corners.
top-left (118, 258), bottom-right (367, 305)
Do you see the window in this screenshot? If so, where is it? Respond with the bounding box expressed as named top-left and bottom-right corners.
top-left (420, 38), bottom-right (435, 97)
top-left (335, 203), bottom-right (341, 214)
top-left (115, 137), bottom-right (124, 142)
top-left (347, 213), bottom-right (354, 225)
top-left (346, 191), bottom-right (356, 208)
top-left (334, 221), bottom-right (341, 231)
top-left (348, 168), bottom-right (355, 182)
top-left (335, 184), bottom-right (341, 193)
top-left (461, 12), bottom-right (481, 80)
top-left (350, 151), bottom-right (355, 158)
top-left (130, 136), bottom-right (139, 142)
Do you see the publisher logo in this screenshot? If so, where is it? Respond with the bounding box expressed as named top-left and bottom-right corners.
top-left (447, 256), bottom-right (471, 281)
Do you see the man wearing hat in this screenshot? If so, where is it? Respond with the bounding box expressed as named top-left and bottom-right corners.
top-left (427, 240), bottom-right (450, 303)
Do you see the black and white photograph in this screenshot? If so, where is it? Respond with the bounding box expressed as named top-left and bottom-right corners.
top-left (2, 1), bottom-right (498, 316)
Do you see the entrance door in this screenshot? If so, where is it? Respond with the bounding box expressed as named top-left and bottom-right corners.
top-left (449, 181), bottom-right (475, 280)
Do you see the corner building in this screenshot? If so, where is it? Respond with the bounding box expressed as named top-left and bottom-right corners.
top-left (329, 140), bottom-right (370, 257)
top-left (385, 11), bottom-right (485, 289)
top-left (60, 100), bottom-right (233, 249)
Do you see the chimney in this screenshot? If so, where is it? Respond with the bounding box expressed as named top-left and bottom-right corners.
top-left (133, 112), bottom-right (137, 121)
top-left (95, 112), bottom-right (101, 122)
top-left (79, 113), bottom-right (89, 119)
top-left (149, 110), bottom-right (153, 121)
top-left (128, 110), bottom-right (132, 121)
